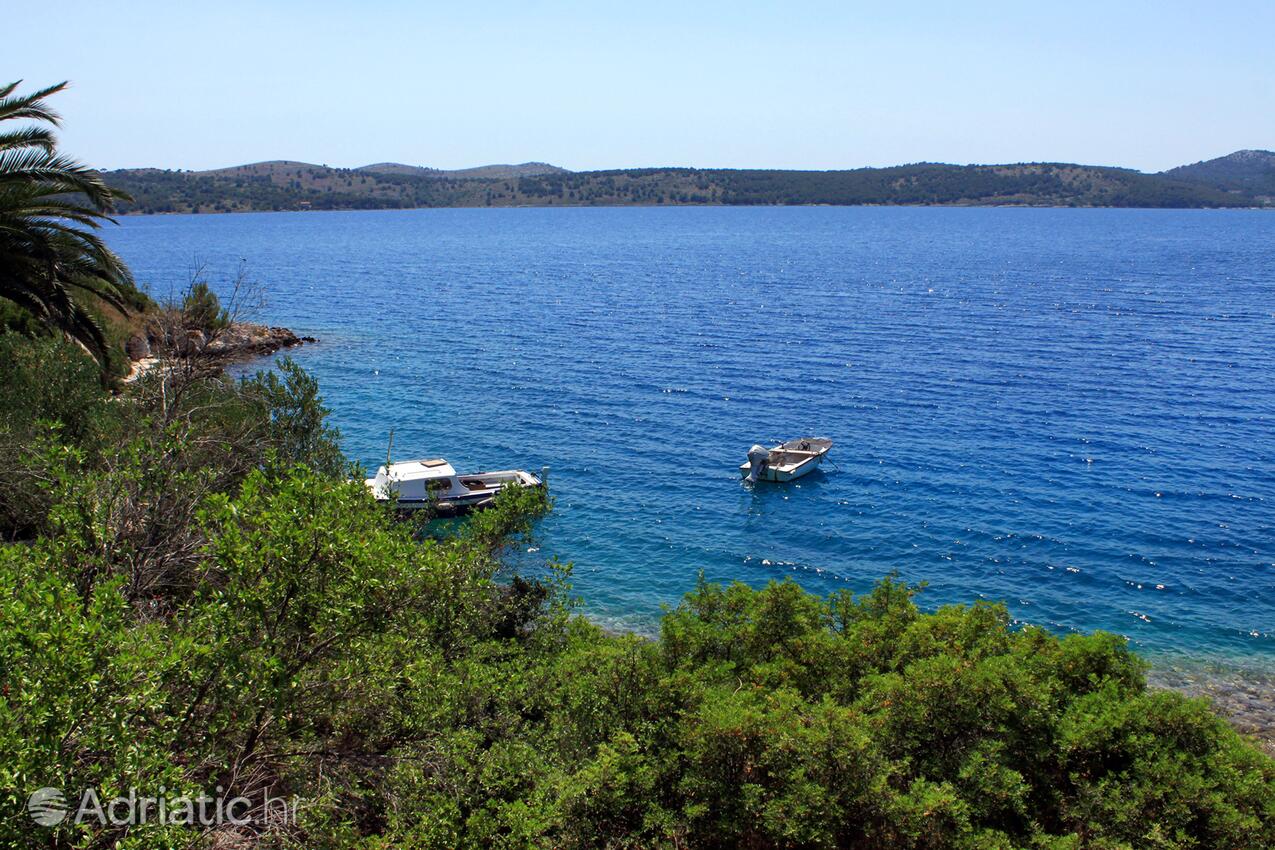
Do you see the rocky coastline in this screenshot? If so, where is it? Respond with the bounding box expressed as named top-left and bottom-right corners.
top-left (123, 321), bottom-right (316, 382)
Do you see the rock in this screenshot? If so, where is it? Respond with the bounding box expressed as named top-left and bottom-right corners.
top-left (124, 334), bottom-right (150, 361)
top-left (140, 312), bottom-right (315, 370)
top-left (172, 328), bottom-right (205, 355)
top-left (200, 322), bottom-right (313, 363)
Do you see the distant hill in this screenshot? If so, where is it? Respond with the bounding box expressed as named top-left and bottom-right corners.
top-left (1161, 150), bottom-right (1275, 200)
top-left (197, 160), bottom-right (326, 178)
top-left (442, 162), bottom-right (569, 179)
top-left (355, 162), bottom-right (443, 177)
top-left (356, 161), bottom-right (567, 179)
top-left (102, 154), bottom-right (1272, 214)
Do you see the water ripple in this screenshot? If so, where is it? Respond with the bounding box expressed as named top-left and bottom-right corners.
top-left (109, 206), bottom-right (1275, 673)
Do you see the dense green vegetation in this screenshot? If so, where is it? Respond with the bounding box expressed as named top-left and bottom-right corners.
top-left (181, 280), bottom-right (230, 334)
top-left (1, 336), bottom-right (1271, 849)
top-left (1163, 150), bottom-right (1275, 199)
top-left (103, 157), bottom-right (1268, 215)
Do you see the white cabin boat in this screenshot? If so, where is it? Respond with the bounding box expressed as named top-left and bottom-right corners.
top-left (365, 458), bottom-right (542, 515)
top-left (740, 437), bottom-right (833, 483)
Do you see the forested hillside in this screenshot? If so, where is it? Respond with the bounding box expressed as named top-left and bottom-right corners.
top-left (1163, 149), bottom-right (1275, 199)
top-left (103, 156), bottom-right (1267, 214)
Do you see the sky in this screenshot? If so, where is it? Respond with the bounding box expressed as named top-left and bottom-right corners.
top-left (6, 1), bottom-right (1273, 173)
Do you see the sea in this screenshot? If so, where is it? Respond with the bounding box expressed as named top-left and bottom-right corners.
top-left (103, 206), bottom-right (1275, 730)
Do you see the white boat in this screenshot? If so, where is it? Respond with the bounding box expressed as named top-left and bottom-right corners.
top-left (740, 437), bottom-right (833, 483)
top-left (364, 457), bottom-right (543, 515)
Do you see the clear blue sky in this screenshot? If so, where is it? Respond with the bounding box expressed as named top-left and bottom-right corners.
top-left (7, 0), bottom-right (1272, 172)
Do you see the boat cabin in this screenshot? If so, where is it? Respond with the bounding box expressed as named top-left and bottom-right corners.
top-left (368, 457), bottom-right (458, 502)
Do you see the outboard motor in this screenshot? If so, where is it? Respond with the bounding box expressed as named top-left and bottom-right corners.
top-left (746, 444), bottom-right (771, 483)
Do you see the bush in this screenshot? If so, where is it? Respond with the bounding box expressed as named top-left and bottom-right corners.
top-left (241, 357), bottom-right (345, 478)
top-left (0, 333), bottom-right (123, 540)
top-left (0, 547), bottom-right (196, 849)
top-left (181, 281), bottom-right (229, 334)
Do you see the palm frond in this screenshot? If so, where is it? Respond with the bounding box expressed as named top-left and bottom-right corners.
top-left (0, 125), bottom-right (57, 153)
top-left (0, 79), bottom-right (134, 372)
top-left (0, 80), bottom-right (68, 125)
top-left (0, 149), bottom-right (118, 211)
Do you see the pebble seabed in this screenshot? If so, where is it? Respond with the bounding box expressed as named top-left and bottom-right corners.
top-left (1148, 661), bottom-right (1275, 755)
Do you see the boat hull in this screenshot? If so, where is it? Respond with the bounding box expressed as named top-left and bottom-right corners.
top-left (739, 453), bottom-right (824, 482)
top-left (389, 492), bottom-right (504, 517)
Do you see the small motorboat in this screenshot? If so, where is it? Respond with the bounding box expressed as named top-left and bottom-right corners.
top-left (740, 437), bottom-right (833, 483)
top-left (365, 457), bottom-right (543, 516)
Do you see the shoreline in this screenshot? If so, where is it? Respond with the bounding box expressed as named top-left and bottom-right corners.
top-left (113, 202), bottom-right (1274, 217)
top-left (122, 320), bottom-right (315, 383)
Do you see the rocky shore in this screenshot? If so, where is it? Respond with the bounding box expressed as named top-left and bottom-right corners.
top-left (123, 321), bottom-right (316, 382)
top-left (200, 322), bottom-right (317, 362)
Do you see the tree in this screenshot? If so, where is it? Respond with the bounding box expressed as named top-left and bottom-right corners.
top-left (181, 280), bottom-right (229, 333)
top-left (0, 80), bottom-right (134, 370)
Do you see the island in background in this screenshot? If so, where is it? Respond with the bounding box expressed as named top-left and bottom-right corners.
top-left (100, 149), bottom-right (1275, 214)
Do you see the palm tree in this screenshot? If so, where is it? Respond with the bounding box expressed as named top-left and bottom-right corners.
top-left (0, 79), bottom-right (134, 370)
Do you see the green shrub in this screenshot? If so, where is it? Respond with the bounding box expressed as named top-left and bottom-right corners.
top-left (0, 546), bottom-right (196, 849)
top-left (366, 576), bottom-right (1272, 850)
top-left (181, 281), bottom-right (229, 334)
top-left (241, 357), bottom-right (345, 478)
top-left (0, 333), bottom-right (123, 540)
top-left (0, 333), bottom-right (116, 448)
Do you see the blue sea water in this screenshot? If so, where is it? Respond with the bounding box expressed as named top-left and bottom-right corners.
top-left (104, 206), bottom-right (1275, 675)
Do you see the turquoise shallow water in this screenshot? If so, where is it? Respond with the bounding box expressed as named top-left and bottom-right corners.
top-left (105, 206), bottom-right (1275, 673)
